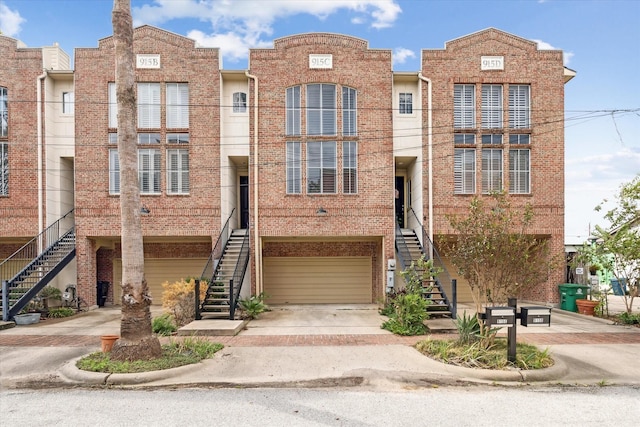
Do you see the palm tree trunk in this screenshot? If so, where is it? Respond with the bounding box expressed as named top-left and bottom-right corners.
top-left (110, 0), bottom-right (161, 361)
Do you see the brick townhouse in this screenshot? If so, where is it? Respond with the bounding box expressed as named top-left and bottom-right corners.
top-left (1, 26), bottom-right (574, 317)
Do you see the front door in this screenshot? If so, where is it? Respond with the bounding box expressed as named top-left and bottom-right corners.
top-left (240, 176), bottom-right (249, 229)
top-left (395, 176), bottom-right (405, 228)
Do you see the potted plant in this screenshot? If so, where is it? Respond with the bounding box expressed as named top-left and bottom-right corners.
top-left (576, 298), bottom-right (599, 316)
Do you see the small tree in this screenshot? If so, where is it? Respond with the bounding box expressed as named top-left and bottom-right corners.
top-left (445, 193), bottom-right (556, 323)
top-left (587, 174), bottom-right (640, 314)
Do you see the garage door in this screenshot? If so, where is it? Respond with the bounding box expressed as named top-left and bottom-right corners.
top-left (263, 257), bottom-right (372, 304)
top-left (113, 258), bottom-right (208, 305)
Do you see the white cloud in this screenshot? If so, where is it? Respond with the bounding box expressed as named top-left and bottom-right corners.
top-left (0, 1), bottom-right (25, 37)
top-left (133, 0), bottom-right (401, 63)
top-left (393, 47), bottom-right (415, 65)
top-left (533, 38), bottom-right (574, 66)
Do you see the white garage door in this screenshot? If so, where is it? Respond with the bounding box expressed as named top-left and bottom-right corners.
top-left (263, 256), bottom-right (372, 304)
top-left (113, 258), bottom-right (208, 305)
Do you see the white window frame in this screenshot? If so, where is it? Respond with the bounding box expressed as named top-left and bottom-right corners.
top-left (286, 86), bottom-right (301, 136)
top-left (399, 93), bottom-right (413, 114)
top-left (166, 83), bottom-right (189, 128)
top-left (454, 148), bottom-right (475, 194)
top-left (454, 134), bottom-right (476, 144)
top-left (307, 141), bottom-right (336, 194)
top-left (286, 141), bottom-right (301, 194)
top-left (343, 141), bottom-right (357, 194)
top-left (481, 84), bottom-right (502, 129)
top-left (137, 83), bottom-right (161, 129)
top-left (138, 148), bottom-right (161, 194)
top-left (0, 143), bottom-right (8, 196)
top-left (342, 87), bottom-right (357, 136)
top-left (62, 91), bottom-right (74, 115)
top-left (454, 84), bottom-right (475, 129)
top-left (167, 148), bottom-right (189, 195)
top-left (307, 84), bottom-right (336, 136)
top-left (509, 85), bottom-right (531, 129)
top-left (232, 92), bottom-right (247, 113)
top-left (108, 148), bottom-right (120, 195)
top-left (509, 148), bottom-right (531, 194)
top-left (108, 83), bottom-right (117, 128)
top-left (482, 148), bottom-right (503, 193)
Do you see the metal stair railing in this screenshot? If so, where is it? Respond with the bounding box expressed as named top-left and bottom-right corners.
top-left (1, 210), bottom-right (76, 321)
top-left (395, 221), bottom-right (412, 272)
top-left (229, 230), bottom-right (250, 319)
top-left (200, 208), bottom-right (235, 284)
top-left (408, 207), bottom-right (456, 318)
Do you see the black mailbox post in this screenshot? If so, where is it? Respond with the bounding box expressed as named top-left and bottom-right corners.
top-left (521, 306), bottom-right (551, 327)
top-left (485, 307), bottom-right (516, 327)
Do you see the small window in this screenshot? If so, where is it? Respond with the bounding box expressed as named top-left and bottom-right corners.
top-left (62, 92), bottom-right (74, 115)
top-left (167, 133), bottom-right (190, 144)
top-left (307, 141), bottom-right (336, 194)
top-left (108, 83), bottom-right (117, 128)
top-left (137, 133), bottom-right (161, 144)
top-left (481, 134), bottom-right (503, 144)
top-left (509, 134), bottom-right (530, 145)
top-left (286, 142), bottom-right (301, 194)
top-left (0, 86), bottom-right (7, 138)
top-left (454, 134), bottom-right (476, 145)
top-left (108, 148), bottom-right (120, 195)
top-left (1, 143), bottom-right (8, 196)
top-left (399, 93), bottom-right (413, 114)
top-left (233, 92), bottom-right (247, 113)
top-left (286, 86), bottom-right (301, 136)
top-left (108, 133), bottom-right (117, 144)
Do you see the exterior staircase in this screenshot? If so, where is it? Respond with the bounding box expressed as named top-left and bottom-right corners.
top-left (1, 211), bottom-right (76, 321)
top-left (200, 228), bottom-right (249, 319)
top-left (395, 218), bottom-right (455, 319)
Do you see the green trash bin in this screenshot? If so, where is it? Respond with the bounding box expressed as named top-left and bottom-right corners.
top-left (558, 283), bottom-right (589, 312)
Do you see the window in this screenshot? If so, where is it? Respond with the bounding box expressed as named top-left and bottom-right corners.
top-left (167, 149), bottom-right (189, 194)
top-left (232, 92), bottom-right (247, 113)
top-left (481, 134), bottom-right (503, 144)
top-left (343, 141), bottom-right (357, 194)
top-left (1, 143), bottom-right (7, 195)
top-left (108, 148), bottom-right (120, 195)
top-left (399, 93), bottom-right (413, 114)
top-left (481, 85), bottom-right (502, 129)
top-left (509, 85), bottom-right (530, 128)
top-left (454, 148), bottom-right (475, 194)
top-left (137, 83), bottom-right (160, 129)
top-left (62, 92), bottom-right (74, 115)
top-left (509, 148), bottom-right (530, 194)
top-left (286, 86), bottom-right (301, 136)
top-left (307, 141), bottom-right (336, 194)
top-left (454, 84), bottom-right (475, 129)
top-left (342, 87), bottom-right (357, 136)
top-left (307, 84), bottom-right (336, 136)
top-left (0, 87), bottom-right (7, 138)
top-left (108, 83), bottom-right (117, 128)
top-left (166, 83), bottom-right (189, 128)
top-left (138, 133), bottom-right (161, 144)
top-left (482, 148), bottom-right (503, 193)
top-left (138, 148), bottom-right (161, 194)
top-left (286, 142), bottom-right (301, 194)
top-left (509, 134), bottom-right (530, 145)
top-left (454, 134), bottom-right (476, 144)
top-left (109, 133), bottom-right (117, 144)
top-left (167, 133), bottom-right (190, 144)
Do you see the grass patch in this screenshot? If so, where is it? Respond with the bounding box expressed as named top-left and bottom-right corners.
top-left (415, 337), bottom-right (554, 370)
top-left (76, 337), bottom-right (223, 373)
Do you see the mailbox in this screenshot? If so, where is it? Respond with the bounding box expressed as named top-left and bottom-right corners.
top-left (485, 307), bottom-right (515, 327)
top-left (521, 306), bottom-right (551, 327)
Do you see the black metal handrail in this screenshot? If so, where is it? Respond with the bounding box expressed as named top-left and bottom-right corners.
top-left (408, 207), bottom-right (457, 318)
top-left (229, 230), bottom-right (250, 319)
top-left (0, 209), bottom-right (74, 284)
top-left (395, 221), bottom-right (412, 272)
top-left (200, 208), bottom-right (235, 283)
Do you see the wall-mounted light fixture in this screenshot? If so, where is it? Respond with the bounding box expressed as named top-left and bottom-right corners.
top-left (316, 207), bottom-right (327, 216)
top-left (140, 206), bottom-right (151, 215)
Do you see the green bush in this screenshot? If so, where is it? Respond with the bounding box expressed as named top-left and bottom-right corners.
top-left (616, 312), bottom-right (640, 325)
top-left (39, 286), bottom-right (62, 300)
top-left (152, 313), bottom-right (177, 336)
top-left (381, 292), bottom-right (430, 336)
top-left (47, 307), bottom-right (75, 318)
top-left (238, 293), bottom-right (268, 319)
top-left (455, 311), bottom-right (481, 345)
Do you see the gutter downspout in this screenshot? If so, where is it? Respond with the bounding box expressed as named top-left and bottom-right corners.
top-left (417, 73), bottom-right (433, 248)
top-left (37, 71), bottom-right (47, 242)
top-left (245, 70), bottom-right (261, 294)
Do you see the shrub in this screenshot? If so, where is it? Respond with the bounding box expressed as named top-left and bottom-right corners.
top-left (161, 278), bottom-right (208, 327)
top-left (39, 286), bottom-right (62, 300)
top-left (238, 293), bottom-right (268, 319)
top-left (455, 311), bottom-right (481, 345)
top-left (381, 292), bottom-right (430, 336)
top-left (47, 307), bottom-right (75, 318)
top-left (152, 313), bottom-right (177, 336)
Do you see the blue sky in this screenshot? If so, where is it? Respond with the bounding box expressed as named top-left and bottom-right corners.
top-left (1, 0), bottom-right (639, 242)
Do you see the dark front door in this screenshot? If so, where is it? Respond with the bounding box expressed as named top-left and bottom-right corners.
top-left (395, 176), bottom-right (405, 228)
top-left (240, 176), bottom-right (249, 229)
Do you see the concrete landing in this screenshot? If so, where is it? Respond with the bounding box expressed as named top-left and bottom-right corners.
top-left (177, 319), bottom-right (249, 336)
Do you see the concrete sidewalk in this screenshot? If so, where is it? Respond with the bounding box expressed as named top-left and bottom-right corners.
top-left (1, 302), bottom-right (639, 389)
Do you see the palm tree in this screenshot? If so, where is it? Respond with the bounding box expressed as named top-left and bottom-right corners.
top-left (110, 0), bottom-right (161, 361)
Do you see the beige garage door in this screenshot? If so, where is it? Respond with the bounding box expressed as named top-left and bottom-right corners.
top-left (263, 256), bottom-right (372, 304)
top-left (113, 258), bottom-right (208, 305)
